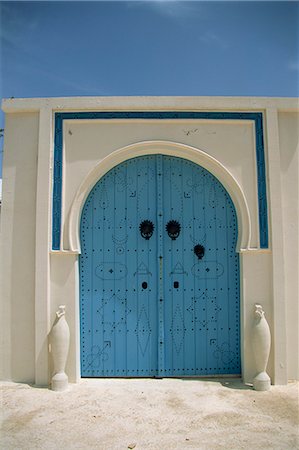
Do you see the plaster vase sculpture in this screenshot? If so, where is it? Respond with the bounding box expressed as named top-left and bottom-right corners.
top-left (252, 304), bottom-right (271, 391)
top-left (50, 305), bottom-right (70, 391)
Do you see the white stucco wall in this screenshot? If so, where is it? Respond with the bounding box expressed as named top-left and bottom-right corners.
top-left (1, 96), bottom-right (298, 386)
top-left (0, 112), bottom-right (39, 382)
top-left (278, 112), bottom-right (299, 380)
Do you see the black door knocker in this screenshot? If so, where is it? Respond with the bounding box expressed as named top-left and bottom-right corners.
top-left (194, 244), bottom-right (205, 259)
top-left (166, 220), bottom-right (181, 240)
top-left (140, 220), bottom-right (154, 240)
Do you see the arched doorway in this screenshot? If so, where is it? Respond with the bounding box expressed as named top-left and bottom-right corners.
top-left (79, 155), bottom-right (240, 377)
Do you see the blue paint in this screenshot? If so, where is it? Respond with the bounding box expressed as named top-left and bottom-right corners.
top-left (80, 156), bottom-right (159, 376)
top-left (80, 155), bottom-right (240, 377)
top-left (156, 155), bottom-right (165, 376)
top-left (53, 111), bottom-right (268, 251)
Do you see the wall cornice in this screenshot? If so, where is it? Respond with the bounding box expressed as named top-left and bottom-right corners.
top-left (2, 96), bottom-right (299, 113)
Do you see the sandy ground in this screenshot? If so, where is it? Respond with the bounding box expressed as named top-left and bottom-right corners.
top-left (1, 378), bottom-right (298, 450)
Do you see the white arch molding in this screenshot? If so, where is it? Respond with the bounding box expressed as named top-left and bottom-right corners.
top-left (68, 141), bottom-right (251, 253)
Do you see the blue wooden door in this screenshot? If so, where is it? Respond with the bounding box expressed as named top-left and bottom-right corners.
top-left (80, 155), bottom-right (240, 377)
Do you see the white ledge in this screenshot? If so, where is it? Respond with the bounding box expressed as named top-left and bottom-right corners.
top-left (2, 96), bottom-right (299, 113)
top-left (50, 250), bottom-right (79, 255)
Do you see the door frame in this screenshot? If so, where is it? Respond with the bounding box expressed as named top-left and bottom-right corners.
top-left (69, 141), bottom-right (250, 253)
top-left (69, 140), bottom-right (250, 380)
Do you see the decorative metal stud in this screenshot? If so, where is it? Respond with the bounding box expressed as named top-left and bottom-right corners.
top-left (194, 244), bottom-right (205, 260)
top-left (139, 220), bottom-right (154, 240)
top-left (166, 220), bottom-right (181, 240)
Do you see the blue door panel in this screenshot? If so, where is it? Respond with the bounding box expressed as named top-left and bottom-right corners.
top-left (80, 155), bottom-right (240, 377)
top-left (80, 157), bottom-right (159, 376)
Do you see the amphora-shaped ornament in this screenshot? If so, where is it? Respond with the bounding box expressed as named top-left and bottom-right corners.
top-left (252, 304), bottom-right (271, 391)
top-left (50, 305), bottom-right (70, 391)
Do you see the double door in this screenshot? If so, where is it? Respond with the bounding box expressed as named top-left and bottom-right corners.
top-left (80, 155), bottom-right (240, 377)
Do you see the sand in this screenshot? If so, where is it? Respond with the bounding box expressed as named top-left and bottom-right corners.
top-left (1, 378), bottom-right (298, 450)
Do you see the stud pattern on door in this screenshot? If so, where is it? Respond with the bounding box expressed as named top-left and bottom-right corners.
top-left (80, 155), bottom-right (240, 377)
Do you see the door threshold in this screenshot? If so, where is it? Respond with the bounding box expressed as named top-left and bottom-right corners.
top-left (81, 374), bottom-right (242, 380)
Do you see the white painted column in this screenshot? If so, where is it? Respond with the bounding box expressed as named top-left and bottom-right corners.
top-left (35, 107), bottom-right (53, 386)
top-left (265, 108), bottom-right (287, 384)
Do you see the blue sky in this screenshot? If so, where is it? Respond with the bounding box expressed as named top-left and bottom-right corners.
top-left (0, 1), bottom-right (298, 175)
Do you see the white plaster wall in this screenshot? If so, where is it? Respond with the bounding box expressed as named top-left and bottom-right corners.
top-left (1, 96), bottom-right (298, 385)
top-left (62, 120), bottom-right (259, 250)
top-left (278, 112), bottom-right (299, 380)
top-left (0, 112), bottom-right (39, 382)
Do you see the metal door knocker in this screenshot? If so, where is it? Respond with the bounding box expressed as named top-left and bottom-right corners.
top-left (194, 244), bottom-right (205, 259)
top-left (140, 220), bottom-right (154, 240)
top-left (166, 220), bottom-right (181, 240)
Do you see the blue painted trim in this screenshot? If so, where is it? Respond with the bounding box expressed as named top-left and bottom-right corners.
top-left (52, 111), bottom-right (268, 250)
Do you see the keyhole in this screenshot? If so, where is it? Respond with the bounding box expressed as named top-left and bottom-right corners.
top-left (174, 281), bottom-right (179, 289)
top-left (142, 281), bottom-right (148, 289)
